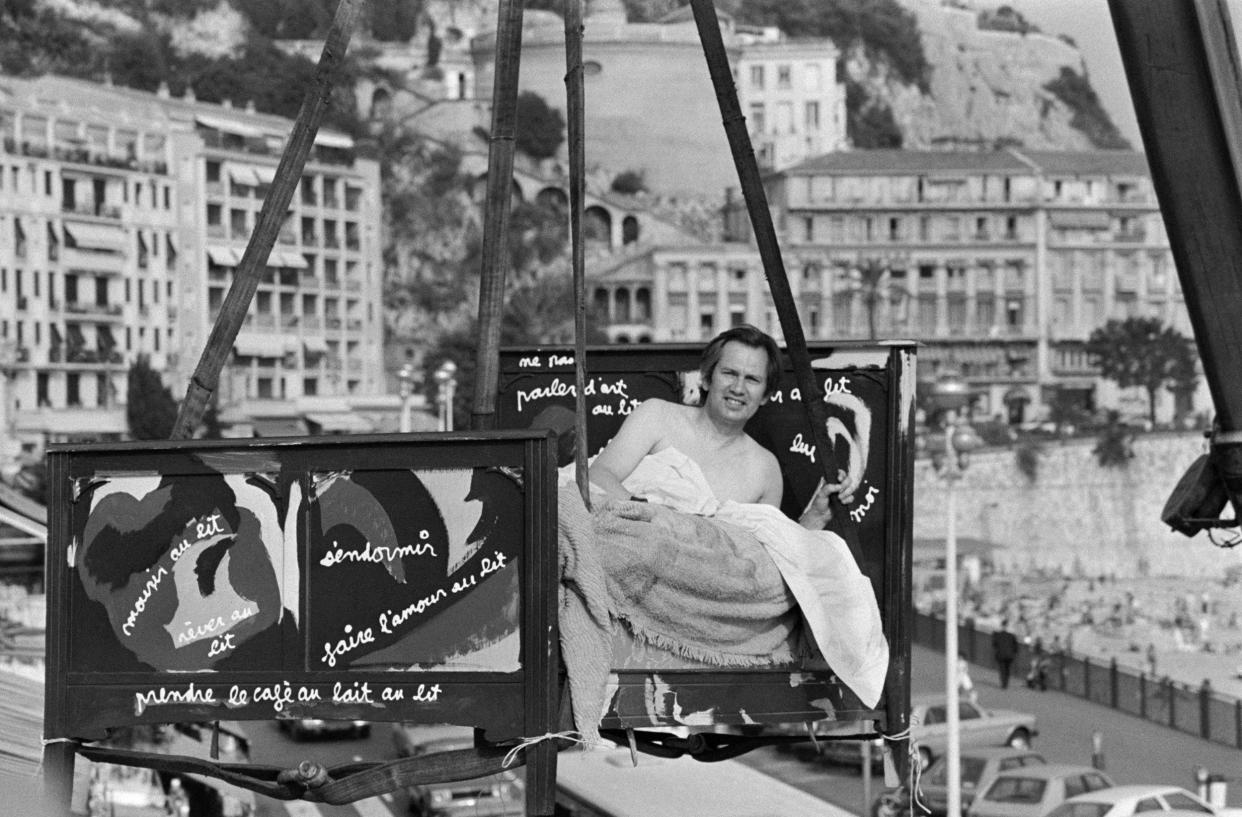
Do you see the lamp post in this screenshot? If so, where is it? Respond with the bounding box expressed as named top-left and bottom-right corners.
top-left (397, 363), bottom-right (416, 434)
top-left (926, 373), bottom-right (982, 817)
top-left (434, 360), bottom-right (458, 432)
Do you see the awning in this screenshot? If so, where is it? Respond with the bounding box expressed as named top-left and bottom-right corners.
top-left (251, 418), bottom-right (309, 437)
top-left (1049, 210), bottom-right (1112, 230)
top-left (283, 337), bottom-right (301, 354)
top-left (207, 247), bottom-right (239, 266)
top-left (1003, 386), bottom-right (1033, 403)
top-left (66, 324), bottom-right (86, 348)
top-left (315, 131), bottom-right (354, 150)
top-left (195, 114), bottom-right (263, 138)
top-left (306, 412), bottom-right (374, 433)
top-left (97, 325), bottom-right (116, 350)
top-left (64, 222), bottom-right (126, 252)
top-left (274, 250), bottom-right (308, 269)
top-left (303, 337), bottom-right (329, 354)
top-left (49, 324), bottom-right (63, 345)
top-left (233, 333), bottom-right (279, 358)
top-left (253, 165), bottom-right (277, 185)
top-left (227, 164), bottom-right (259, 186)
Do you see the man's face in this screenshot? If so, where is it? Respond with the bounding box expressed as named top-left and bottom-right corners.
top-left (703, 341), bottom-right (770, 426)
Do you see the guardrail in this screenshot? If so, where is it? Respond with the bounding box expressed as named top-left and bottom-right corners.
top-left (915, 612), bottom-right (1242, 749)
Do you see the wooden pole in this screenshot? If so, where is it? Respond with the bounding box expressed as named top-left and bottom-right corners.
top-left (687, 0), bottom-right (856, 557)
top-left (470, 0), bottom-right (525, 431)
top-left (168, 0), bottom-right (365, 440)
top-left (564, 0), bottom-right (590, 509)
top-left (1109, 0), bottom-right (1242, 430)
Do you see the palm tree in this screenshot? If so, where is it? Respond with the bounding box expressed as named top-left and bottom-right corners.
top-left (843, 256), bottom-right (910, 339)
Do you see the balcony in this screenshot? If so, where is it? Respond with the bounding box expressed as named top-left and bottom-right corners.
top-left (62, 202), bottom-right (123, 220)
top-left (346, 318), bottom-right (363, 331)
top-left (64, 348), bottom-right (124, 365)
top-left (65, 301), bottom-right (124, 318)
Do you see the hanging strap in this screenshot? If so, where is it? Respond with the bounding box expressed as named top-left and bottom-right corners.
top-left (75, 741), bottom-right (524, 806)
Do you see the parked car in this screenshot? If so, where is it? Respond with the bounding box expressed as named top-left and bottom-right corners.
top-left (1049, 785), bottom-right (1242, 817)
top-left (916, 747), bottom-right (1047, 817)
top-left (817, 694), bottom-right (1038, 770)
top-left (391, 725), bottom-right (524, 817)
top-left (967, 764), bottom-right (1114, 817)
top-left (278, 717), bottom-right (371, 741)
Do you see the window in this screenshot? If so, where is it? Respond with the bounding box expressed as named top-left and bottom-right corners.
top-left (67, 372), bottom-right (81, 407)
top-left (805, 101), bottom-right (820, 131)
top-left (1063, 776), bottom-right (1087, 798)
top-left (984, 777), bottom-right (1046, 804)
top-left (803, 63), bottom-right (822, 91)
top-left (777, 65), bottom-right (791, 88)
top-left (1163, 793), bottom-right (1211, 813)
top-left (922, 706), bottom-right (945, 726)
top-left (206, 161), bottom-right (221, 183)
top-left (1134, 799), bottom-right (1163, 813)
top-left (749, 103), bottom-right (766, 134)
top-left (749, 65), bottom-right (764, 89)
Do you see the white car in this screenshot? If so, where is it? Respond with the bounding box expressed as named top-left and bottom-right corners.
top-left (1049, 785), bottom-right (1242, 817)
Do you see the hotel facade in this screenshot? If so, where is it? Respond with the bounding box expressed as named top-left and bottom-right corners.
top-left (589, 149), bottom-right (1199, 425)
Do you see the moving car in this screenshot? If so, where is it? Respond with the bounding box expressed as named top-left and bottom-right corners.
top-left (967, 764), bottom-right (1113, 817)
top-left (1049, 785), bottom-right (1242, 817)
top-left (817, 694), bottom-right (1038, 770)
top-left (916, 747), bottom-right (1047, 817)
top-left (277, 717), bottom-right (371, 741)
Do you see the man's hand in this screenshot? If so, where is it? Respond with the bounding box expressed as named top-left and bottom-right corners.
top-left (798, 469), bottom-right (854, 530)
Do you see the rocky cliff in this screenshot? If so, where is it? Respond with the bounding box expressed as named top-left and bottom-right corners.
top-left (848, 0), bottom-right (1126, 150)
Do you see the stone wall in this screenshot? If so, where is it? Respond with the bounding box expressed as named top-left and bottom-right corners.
top-left (913, 431), bottom-right (1242, 579)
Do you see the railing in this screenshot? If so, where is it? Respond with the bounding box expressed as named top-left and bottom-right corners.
top-left (916, 612), bottom-right (1242, 749)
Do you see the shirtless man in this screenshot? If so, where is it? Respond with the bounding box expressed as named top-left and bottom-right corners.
top-left (589, 324), bottom-right (783, 508)
top-left (589, 324), bottom-right (842, 527)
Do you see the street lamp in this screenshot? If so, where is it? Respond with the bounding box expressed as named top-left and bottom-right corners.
top-left (434, 360), bottom-right (458, 432)
top-left (925, 372), bottom-right (982, 817)
top-left (397, 363), bottom-right (416, 434)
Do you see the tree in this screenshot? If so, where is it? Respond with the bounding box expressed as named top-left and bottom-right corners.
top-left (848, 257), bottom-right (909, 339)
top-left (515, 91), bottom-right (566, 160)
top-left (1085, 317), bottom-right (1199, 426)
top-left (126, 355), bottom-right (178, 440)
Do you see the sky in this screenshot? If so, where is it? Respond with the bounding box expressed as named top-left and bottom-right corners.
top-left (1000, 0), bottom-right (1242, 150)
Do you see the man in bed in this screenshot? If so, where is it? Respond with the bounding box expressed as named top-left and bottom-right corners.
top-left (557, 325), bottom-right (888, 738)
top-left (587, 323), bottom-right (842, 527)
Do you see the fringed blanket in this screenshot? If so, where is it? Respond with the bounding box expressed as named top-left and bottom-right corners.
top-left (558, 448), bottom-right (889, 742)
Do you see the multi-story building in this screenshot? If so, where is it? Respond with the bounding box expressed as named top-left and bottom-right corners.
top-left (590, 149), bottom-right (1203, 425)
top-left (470, 0), bottom-right (847, 197)
top-left (0, 75), bottom-right (386, 457)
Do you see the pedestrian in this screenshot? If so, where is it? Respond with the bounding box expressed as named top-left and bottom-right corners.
top-left (992, 619), bottom-right (1019, 690)
top-left (1026, 637), bottom-right (1048, 691)
top-left (1145, 642), bottom-right (1158, 677)
top-left (958, 653), bottom-right (979, 705)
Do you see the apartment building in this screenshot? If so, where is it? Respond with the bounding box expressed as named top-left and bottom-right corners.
top-left (0, 75), bottom-right (385, 456)
top-left (591, 149), bottom-right (1200, 425)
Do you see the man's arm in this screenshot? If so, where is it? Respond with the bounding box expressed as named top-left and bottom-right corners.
top-left (589, 399), bottom-right (666, 501)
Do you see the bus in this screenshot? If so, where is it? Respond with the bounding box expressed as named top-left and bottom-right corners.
top-left (554, 745), bottom-right (854, 817)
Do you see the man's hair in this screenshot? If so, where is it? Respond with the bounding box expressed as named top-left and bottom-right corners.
top-left (699, 324), bottom-right (782, 399)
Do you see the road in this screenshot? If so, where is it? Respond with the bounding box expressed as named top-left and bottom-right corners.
top-left (245, 644), bottom-right (1242, 816)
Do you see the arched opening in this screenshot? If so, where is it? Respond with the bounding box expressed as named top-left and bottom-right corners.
top-left (536, 187), bottom-right (568, 214)
top-left (622, 215), bottom-right (640, 245)
top-left (593, 287), bottom-right (610, 319)
top-left (369, 87), bottom-right (392, 120)
top-left (615, 287), bottom-right (632, 323)
top-left (584, 206), bottom-right (612, 247)
top-left (634, 287), bottom-right (651, 321)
